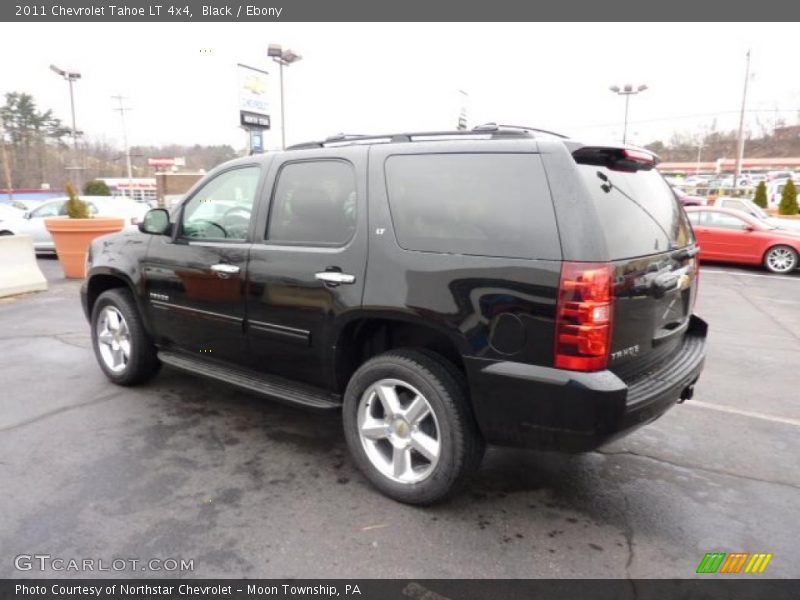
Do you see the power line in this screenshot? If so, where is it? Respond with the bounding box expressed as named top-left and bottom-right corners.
top-left (575, 108), bottom-right (800, 130)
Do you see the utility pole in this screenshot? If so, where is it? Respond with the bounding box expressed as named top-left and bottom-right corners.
top-left (695, 139), bottom-right (704, 175)
top-left (0, 115), bottom-right (13, 201)
top-left (695, 126), bottom-right (708, 175)
top-left (112, 95), bottom-right (134, 200)
top-left (732, 50), bottom-right (751, 193)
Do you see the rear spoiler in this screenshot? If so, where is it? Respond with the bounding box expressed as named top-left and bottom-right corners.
top-left (571, 146), bottom-right (659, 172)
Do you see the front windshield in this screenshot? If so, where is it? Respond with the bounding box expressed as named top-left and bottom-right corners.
top-left (751, 204), bottom-right (769, 220)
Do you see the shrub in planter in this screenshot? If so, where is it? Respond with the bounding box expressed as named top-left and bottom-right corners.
top-left (45, 182), bottom-right (125, 279)
top-left (66, 182), bottom-right (91, 218)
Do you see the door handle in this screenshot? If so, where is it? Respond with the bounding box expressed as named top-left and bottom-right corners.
top-left (315, 271), bottom-right (355, 285)
top-left (210, 263), bottom-right (240, 277)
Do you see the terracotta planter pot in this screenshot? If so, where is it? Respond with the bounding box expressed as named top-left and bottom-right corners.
top-left (44, 217), bottom-right (125, 278)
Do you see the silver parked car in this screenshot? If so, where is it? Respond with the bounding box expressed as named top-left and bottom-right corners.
top-left (0, 196), bottom-right (148, 253)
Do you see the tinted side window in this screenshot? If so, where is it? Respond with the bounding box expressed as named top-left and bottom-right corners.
top-left (32, 202), bottom-right (63, 218)
top-left (705, 212), bottom-right (748, 230)
top-left (384, 153), bottom-right (560, 259)
top-left (267, 160), bottom-right (357, 245)
top-left (720, 199), bottom-right (745, 211)
top-left (181, 166), bottom-right (260, 240)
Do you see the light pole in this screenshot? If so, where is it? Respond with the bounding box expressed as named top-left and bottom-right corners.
top-left (50, 64), bottom-right (83, 187)
top-left (609, 84), bottom-right (648, 145)
top-left (268, 44), bottom-right (302, 150)
top-left (0, 115), bottom-right (13, 201)
top-left (732, 50), bottom-right (751, 193)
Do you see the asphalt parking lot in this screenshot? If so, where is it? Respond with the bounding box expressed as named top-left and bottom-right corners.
top-left (1, 257), bottom-right (799, 579)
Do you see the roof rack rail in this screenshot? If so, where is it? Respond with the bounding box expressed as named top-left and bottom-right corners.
top-left (324, 133), bottom-right (369, 142)
top-left (285, 123), bottom-right (568, 151)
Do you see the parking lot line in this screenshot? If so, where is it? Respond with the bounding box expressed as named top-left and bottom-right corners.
top-left (700, 268), bottom-right (800, 282)
top-left (686, 399), bottom-right (800, 428)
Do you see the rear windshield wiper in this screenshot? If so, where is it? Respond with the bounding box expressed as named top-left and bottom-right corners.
top-left (596, 171), bottom-right (675, 250)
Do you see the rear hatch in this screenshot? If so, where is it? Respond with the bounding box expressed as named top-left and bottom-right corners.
top-left (574, 147), bottom-right (699, 381)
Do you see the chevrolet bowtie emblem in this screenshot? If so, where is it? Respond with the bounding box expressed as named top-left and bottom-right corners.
top-left (244, 76), bottom-right (266, 95)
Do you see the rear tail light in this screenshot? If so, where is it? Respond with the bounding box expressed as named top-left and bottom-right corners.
top-left (622, 148), bottom-right (656, 167)
top-left (554, 262), bottom-right (614, 371)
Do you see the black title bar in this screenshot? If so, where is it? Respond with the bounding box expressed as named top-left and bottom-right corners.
top-left (3, 580), bottom-right (800, 600)
top-left (4, 0), bottom-right (800, 21)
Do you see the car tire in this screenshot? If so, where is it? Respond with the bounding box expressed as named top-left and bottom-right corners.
top-left (342, 349), bottom-right (484, 505)
top-left (91, 288), bottom-right (160, 386)
top-left (763, 245), bottom-right (798, 274)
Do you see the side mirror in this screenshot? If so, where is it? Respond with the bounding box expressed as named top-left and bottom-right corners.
top-left (139, 208), bottom-right (171, 235)
top-left (743, 225), bottom-right (755, 232)
top-left (23, 211), bottom-right (31, 219)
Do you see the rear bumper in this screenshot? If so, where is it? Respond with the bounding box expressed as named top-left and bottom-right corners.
top-left (466, 315), bottom-right (708, 452)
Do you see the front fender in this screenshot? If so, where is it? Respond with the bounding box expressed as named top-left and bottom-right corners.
top-left (82, 230), bottom-right (153, 334)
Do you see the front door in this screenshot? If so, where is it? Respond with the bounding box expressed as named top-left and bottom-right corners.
top-left (142, 164), bottom-right (263, 364)
top-left (245, 149), bottom-right (368, 388)
top-left (694, 210), bottom-right (754, 262)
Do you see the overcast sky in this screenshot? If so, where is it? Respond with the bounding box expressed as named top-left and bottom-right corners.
top-left (2, 22), bottom-right (799, 153)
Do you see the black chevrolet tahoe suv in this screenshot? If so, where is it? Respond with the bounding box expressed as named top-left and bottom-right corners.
top-left (82, 124), bottom-right (707, 504)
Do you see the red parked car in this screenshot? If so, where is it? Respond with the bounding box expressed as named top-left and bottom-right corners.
top-left (685, 206), bottom-right (800, 274)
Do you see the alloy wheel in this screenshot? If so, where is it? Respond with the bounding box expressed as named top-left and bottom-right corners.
top-left (96, 306), bottom-right (131, 373)
top-left (357, 378), bottom-right (441, 484)
top-left (767, 247), bottom-right (797, 273)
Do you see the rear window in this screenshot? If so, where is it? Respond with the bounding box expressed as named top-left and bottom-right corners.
top-left (578, 166), bottom-right (693, 259)
top-left (384, 153), bottom-right (560, 259)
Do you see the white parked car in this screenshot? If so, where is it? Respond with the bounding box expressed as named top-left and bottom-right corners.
top-left (712, 196), bottom-right (800, 232)
top-left (766, 179), bottom-right (798, 207)
top-left (0, 196), bottom-right (148, 253)
top-left (0, 203), bottom-right (26, 221)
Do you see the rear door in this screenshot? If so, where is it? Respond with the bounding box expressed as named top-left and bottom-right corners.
top-left (244, 148), bottom-right (368, 388)
top-left (575, 157), bottom-right (699, 379)
top-left (685, 210), bottom-right (721, 260)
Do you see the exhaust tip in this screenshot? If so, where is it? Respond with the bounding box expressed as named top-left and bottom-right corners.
top-left (678, 385), bottom-right (695, 403)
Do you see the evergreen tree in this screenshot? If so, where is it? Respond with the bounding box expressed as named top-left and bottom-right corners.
top-left (753, 181), bottom-right (768, 208)
top-left (84, 180), bottom-right (111, 195)
top-left (778, 179), bottom-right (799, 215)
top-left (0, 92), bottom-right (66, 188)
